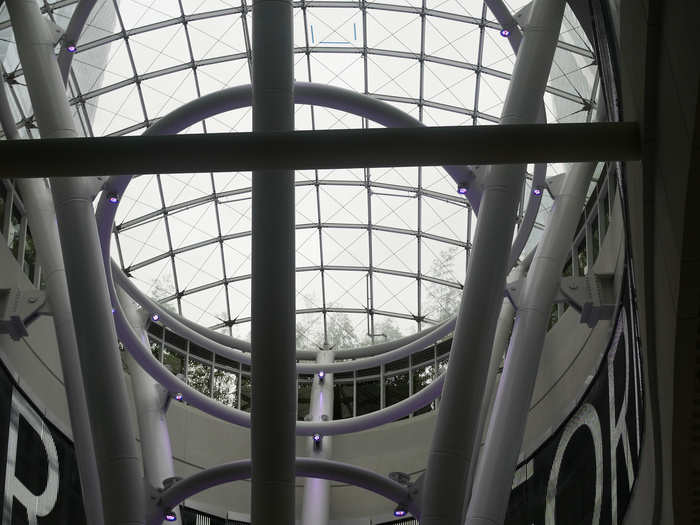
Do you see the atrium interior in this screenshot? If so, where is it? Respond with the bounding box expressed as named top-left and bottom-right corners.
top-left (0, 0), bottom-right (697, 524)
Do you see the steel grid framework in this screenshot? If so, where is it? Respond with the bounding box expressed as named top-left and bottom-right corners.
top-left (0, 0), bottom-right (598, 346)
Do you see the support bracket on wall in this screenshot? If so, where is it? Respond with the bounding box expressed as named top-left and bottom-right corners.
top-left (506, 275), bottom-right (614, 328)
top-left (0, 285), bottom-right (47, 340)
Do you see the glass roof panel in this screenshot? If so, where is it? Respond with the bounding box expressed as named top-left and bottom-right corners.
top-left (0, 0), bottom-right (603, 347)
top-left (424, 16), bottom-right (480, 64)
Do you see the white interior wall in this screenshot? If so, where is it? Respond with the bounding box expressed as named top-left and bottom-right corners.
top-left (0, 188), bottom-right (625, 522)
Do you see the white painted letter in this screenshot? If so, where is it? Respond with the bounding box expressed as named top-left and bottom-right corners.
top-left (608, 329), bottom-right (635, 525)
top-left (546, 403), bottom-right (603, 525)
top-left (3, 388), bottom-right (59, 525)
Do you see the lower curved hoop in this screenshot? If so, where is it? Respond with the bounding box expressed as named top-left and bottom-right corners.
top-left (150, 457), bottom-right (420, 525)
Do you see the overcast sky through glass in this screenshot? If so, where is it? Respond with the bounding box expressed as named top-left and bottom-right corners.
top-left (0, 0), bottom-right (599, 350)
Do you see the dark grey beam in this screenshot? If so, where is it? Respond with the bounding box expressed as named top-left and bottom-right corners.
top-left (249, 0), bottom-right (296, 521)
top-left (0, 122), bottom-right (640, 178)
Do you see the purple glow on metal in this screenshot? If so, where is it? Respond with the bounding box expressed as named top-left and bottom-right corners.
top-left (532, 187), bottom-right (542, 196)
top-left (67, 44), bottom-right (77, 53)
top-left (107, 194), bottom-right (119, 204)
top-left (111, 308), bottom-right (115, 314)
top-left (175, 393), bottom-right (183, 401)
top-left (500, 28), bottom-right (510, 37)
top-left (312, 433), bottom-right (321, 442)
top-left (165, 512), bottom-right (177, 522)
top-left (394, 509), bottom-right (407, 517)
top-left (151, 312), bottom-right (160, 322)
top-left (457, 185), bottom-right (468, 195)
top-left (318, 370), bottom-right (325, 379)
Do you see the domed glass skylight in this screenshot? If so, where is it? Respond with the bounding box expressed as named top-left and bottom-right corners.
top-left (0, 0), bottom-right (598, 349)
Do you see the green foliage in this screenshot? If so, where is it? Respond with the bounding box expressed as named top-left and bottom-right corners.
top-left (213, 368), bottom-right (238, 407)
top-left (187, 358), bottom-right (211, 396)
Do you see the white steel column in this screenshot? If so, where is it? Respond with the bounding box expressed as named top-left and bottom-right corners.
top-left (16, 179), bottom-right (106, 525)
top-left (6, 1), bottom-right (145, 523)
top-left (117, 287), bottom-right (182, 525)
top-left (0, 76), bottom-right (104, 525)
top-left (463, 252), bottom-right (532, 511)
top-left (301, 350), bottom-right (335, 525)
top-left (420, 1), bottom-right (565, 523)
top-left (466, 160), bottom-right (597, 525)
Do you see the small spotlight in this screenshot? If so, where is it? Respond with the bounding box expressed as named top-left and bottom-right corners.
top-left (532, 187), bottom-right (542, 196)
top-left (151, 312), bottom-right (160, 322)
top-left (318, 370), bottom-right (325, 382)
top-left (312, 433), bottom-right (322, 442)
top-left (393, 506), bottom-right (407, 517)
top-left (111, 308), bottom-right (116, 314)
top-left (457, 183), bottom-right (468, 195)
top-left (175, 393), bottom-right (183, 402)
top-left (107, 193), bottom-right (120, 204)
top-left (500, 28), bottom-right (510, 37)
top-left (66, 43), bottom-right (77, 53)
top-left (164, 511), bottom-right (177, 522)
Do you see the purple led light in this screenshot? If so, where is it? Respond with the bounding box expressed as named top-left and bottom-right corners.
top-left (165, 512), bottom-right (177, 522)
top-left (312, 433), bottom-right (322, 442)
top-left (107, 193), bottom-right (119, 204)
top-left (394, 509), bottom-right (407, 517)
top-left (175, 393), bottom-right (183, 401)
top-left (151, 313), bottom-right (160, 322)
top-left (66, 44), bottom-right (77, 53)
top-left (500, 28), bottom-right (510, 37)
top-left (457, 185), bottom-right (468, 195)
top-left (318, 370), bottom-right (325, 379)
top-left (111, 308), bottom-right (116, 314)
top-left (532, 187), bottom-right (542, 196)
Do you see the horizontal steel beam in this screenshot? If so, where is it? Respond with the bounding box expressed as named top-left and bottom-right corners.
top-left (0, 122), bottom-right (640, 178)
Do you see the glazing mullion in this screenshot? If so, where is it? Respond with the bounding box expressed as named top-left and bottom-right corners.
top-left (365, 169), bottom-right (375, 339)
top-left (2, 65), bottom-right (35, 138)
top-left (69, 70), bottom-right (95, 137)
top-left (112, 228), bottom-right (126, 270)
top-left (180, 0), bottom-right (236, 334)
top-left (586, 69), bottom-right (600, 123)
top-left (302, 0), bottom-right (328, 345)
top-left (416, 0), bottom-right (427, 334)
top-left (110, 0), bottom-right (149, 127)
top-left (474, 3), bottom-right (487, 125)
top-left (360, 0), bottom-right (376, 339)
top-left (316, 168), bottom-right (329, 345)
top-left (156, 174), bottom-right (182, 314)
top-left (211, 174), bottom-right (234, 335)
top-left (240, 0), bottom-right (253, 79)
top-left (177, 0), bottom-right (200, 84)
